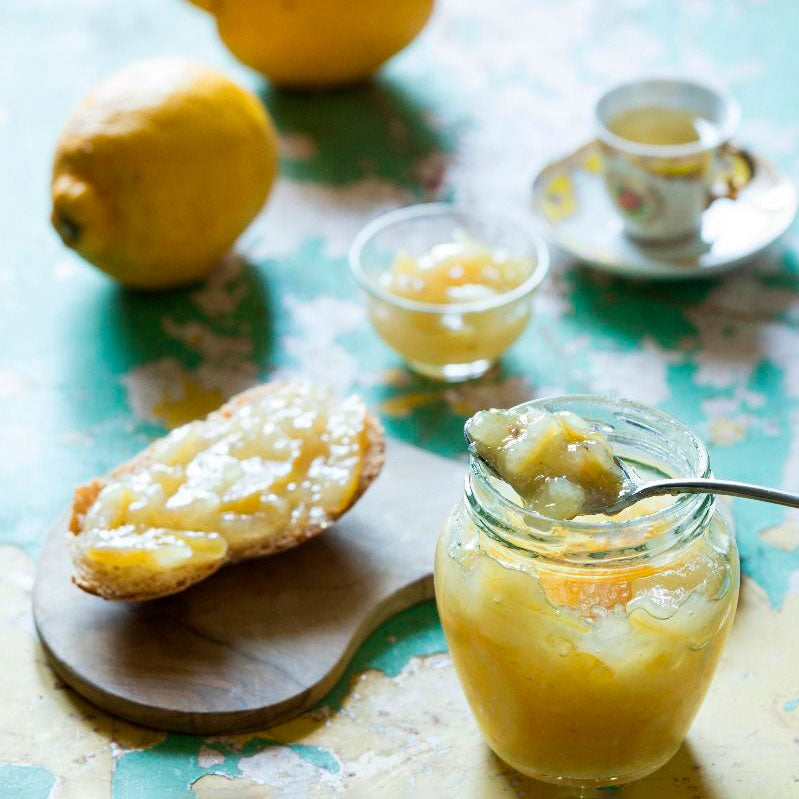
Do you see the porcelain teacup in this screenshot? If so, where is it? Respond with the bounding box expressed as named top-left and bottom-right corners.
top-left (594, 78), bottom-right (753, 242)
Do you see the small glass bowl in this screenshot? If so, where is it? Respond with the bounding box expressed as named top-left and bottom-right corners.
top-left (348, 203), bottom-right (549, 382)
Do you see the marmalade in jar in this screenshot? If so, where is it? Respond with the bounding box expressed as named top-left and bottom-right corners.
top-left (435, 396), bottom-right (739, 787)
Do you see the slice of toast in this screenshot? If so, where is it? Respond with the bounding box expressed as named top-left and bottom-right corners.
top-left (69, 382), bottom-right (385, 601)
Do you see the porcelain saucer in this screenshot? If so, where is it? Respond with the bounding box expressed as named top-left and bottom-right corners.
top-left (531, 141), bottom-right (797, 279)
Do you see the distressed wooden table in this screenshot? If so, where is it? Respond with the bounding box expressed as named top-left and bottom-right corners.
top-left (2, 0), bottom-right (799, 796)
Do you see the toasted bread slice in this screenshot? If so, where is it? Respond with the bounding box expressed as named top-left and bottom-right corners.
top-left (69, 382), bottom-right (385, 601)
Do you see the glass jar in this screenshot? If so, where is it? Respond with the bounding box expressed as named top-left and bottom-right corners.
top-left (434, 396), bottom-right (739, 788)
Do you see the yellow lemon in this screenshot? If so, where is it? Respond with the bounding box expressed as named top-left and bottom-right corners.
top-left (188, 0), bottom-right (435, 89)
top-left (51, 57), bottom-right (278, 289)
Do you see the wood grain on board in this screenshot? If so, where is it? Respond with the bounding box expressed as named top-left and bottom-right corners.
top-left (33, 438), bottom-right (463, 734)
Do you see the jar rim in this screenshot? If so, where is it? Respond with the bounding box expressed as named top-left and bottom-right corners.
top-left (468, 394), bottom-right (712, 541)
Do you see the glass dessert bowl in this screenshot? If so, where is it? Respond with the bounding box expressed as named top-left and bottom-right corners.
top-left (434, 395), bottom-right (739, 788)
top-left (348, 203), bottom-right (549, 382)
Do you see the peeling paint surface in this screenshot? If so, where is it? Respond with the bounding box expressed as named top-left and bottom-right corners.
top-left (3, 0), bottom-right (799, 796)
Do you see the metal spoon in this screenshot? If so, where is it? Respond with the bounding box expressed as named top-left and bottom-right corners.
top-left (603, 458), bottom-right (799, 516)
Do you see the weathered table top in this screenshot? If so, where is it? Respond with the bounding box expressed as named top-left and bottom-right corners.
top-left (3, 0), bottom-right (799, 796)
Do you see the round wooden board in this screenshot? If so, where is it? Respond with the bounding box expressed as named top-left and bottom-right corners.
top-left (33, 439), bottom-right (463, 734)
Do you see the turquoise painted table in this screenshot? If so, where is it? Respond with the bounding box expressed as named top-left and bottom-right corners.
top-left (2, 1), bottom-right (799, 796)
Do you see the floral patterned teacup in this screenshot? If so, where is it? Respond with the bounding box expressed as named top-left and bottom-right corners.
top-left (595, 78), bottom-right (753, 242)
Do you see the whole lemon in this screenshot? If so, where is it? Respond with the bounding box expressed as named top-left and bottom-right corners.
top-left (187, 0), bottom-right (435, 89)
top-left (51, 57), bottom-right (278, 289)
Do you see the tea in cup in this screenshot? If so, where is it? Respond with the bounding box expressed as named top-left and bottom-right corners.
top-left (595, 78), bottom-right (752, 242)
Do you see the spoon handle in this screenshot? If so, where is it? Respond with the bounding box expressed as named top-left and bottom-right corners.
top-left (632, 478), bottom-right (799, 509)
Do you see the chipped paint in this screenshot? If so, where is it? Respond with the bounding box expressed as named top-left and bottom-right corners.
top-left (759, 519), bottom-right (799, 551)
top-left (121, 358), bottom-right (257, 427)
top-left (280, 295), bottom-right (366, 392)
top-left (161, 319), bottom-right (253, 361)
top-left (708, 418), bottom-right (748, 446)
top-left (197, 747), bottom-right (226, 769)
top-left (587, 338), bottom-right (679, 406)
top-left (191, 256), bottom-right (249, 318)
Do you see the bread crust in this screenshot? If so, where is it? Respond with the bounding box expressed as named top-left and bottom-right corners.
top-left (69, 383), bottom-right (385, 601)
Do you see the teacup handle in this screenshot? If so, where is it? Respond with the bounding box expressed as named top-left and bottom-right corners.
top-left (711, 142), bottom-right (755, 202)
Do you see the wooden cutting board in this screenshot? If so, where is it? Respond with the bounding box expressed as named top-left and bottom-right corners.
top-left (33, 438), bottom-right (463, 734)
